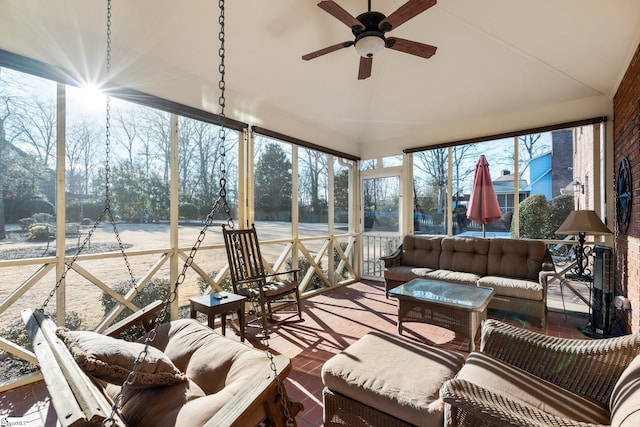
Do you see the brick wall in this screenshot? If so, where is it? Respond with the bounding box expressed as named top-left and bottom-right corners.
top-left (613, 42), bottom-right (640, 333)
top-left (551, 130), bottom-right (573, 198)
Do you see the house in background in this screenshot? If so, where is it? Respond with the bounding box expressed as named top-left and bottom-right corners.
top-left (527, 130), bottom-right (575, 202)
top-left (491, 171), bottom-right (528, 213)
top-left (528, 153), bottom-right (552, 201)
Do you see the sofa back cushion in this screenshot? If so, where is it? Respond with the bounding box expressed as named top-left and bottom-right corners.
top-left (401, 235), bottom-right (443, 269)
top-left (610, 354), bottom-right (640, 427)
top-left (487, 239), bottom-right (549, 281)
top-left (439, 237), bottom-right (489, 275)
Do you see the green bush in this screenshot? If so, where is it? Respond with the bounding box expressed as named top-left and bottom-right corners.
top-left (27, 223), bottom-right (52, 241)
top-left (18, 217), bottom-right (35, 231)
top-left (431, 212), bottom-right (444, 226)
top-left (4, 198), bottom-right (54, 222)
top-left (197, 271), bottom-right (233, 294)
top-left (100, 278), bottom-right (171, 341)
top-left (295, 257), bottom-right (324, 290)
top-left (547, 194), bottom-right (574, 238)
top-left (32, 212), bottom-right (54, 223)
top-left (65, 200), bottom-right (105, 223)
top-left (179, 203), bottom-right (200, 221)
top-left (333, 241), bottom-right (349, 266)
top-left (514, 194), bottom-right (549, 239)
top-left (81, 217), bottom-right (94, 225)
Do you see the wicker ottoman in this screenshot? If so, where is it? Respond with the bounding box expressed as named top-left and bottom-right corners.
top-left (322, 331), bottom-right (465, 427)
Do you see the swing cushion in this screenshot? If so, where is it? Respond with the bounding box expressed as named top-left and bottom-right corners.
top-left (104, 318), bottom-right (285, 427)
top-left (56, 328), bottom-right (187, 388)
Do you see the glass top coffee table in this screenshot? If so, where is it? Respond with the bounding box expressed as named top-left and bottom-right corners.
top-left (389, 279), bottom-right (494, 351)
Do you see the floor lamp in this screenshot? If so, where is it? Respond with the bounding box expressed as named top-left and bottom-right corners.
top-left (556, 210), bottom-right (612, 280)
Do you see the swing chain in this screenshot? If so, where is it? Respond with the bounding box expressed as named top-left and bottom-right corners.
top-left (232, 237), bottom-right (294, 426)
top-left (107, 0), bottom-right (293, 424)
top-left (41, 0), bottom-right (139, 311)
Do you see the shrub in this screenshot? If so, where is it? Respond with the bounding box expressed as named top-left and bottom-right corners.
top-left (179, 203), bottom-right (199, 222)
top-left (333, 241), bottom-right (352, 278)
top-left (4, 198), bottom-right (54, 222)
top-left (32, 212), bottom-right (55, 223)
top-left (547, 194), bottom-right (574, 238)
top-left (65, 200), bottom-right (105, 223)
top-left (431, 212), bottom-right (444, 226)
top-left (196, 271), bottom-right (233, 294)
top-left (27, 223), bottom-right (52, 241)
top-left (100, 278), bottom-right (171, 341)
top-left (293, 257), bottom-right (324, 290)
top-left (514, 194), bottom-right (549, 239)
top-left (333, 241), bottom-right (349, 266)
top-left (18, 217), bottom-right (35, 231)
top-left (81, 217), bottom-right (94, 225)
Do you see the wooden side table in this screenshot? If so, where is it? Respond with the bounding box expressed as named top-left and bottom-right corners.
top-left (189, 292), bottom-right (247, 342)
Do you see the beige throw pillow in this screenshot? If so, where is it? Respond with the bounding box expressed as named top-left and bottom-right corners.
top-left (56, 328), bottom-right (187, 388)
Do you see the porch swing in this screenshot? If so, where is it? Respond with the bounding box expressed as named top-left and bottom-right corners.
top-left (21, 1), bottom-right (300, 426)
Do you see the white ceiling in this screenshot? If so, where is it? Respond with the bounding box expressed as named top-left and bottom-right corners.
top-left (1, 0), bottom-right (639, 159)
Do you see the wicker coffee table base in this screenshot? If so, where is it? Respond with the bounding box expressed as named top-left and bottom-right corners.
top-left (397, 299), bottom-right (487, 351)
top-left (323, 388), bottom-right (414, 427)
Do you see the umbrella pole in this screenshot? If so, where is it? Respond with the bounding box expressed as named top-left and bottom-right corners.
top-left (483, 224), bottom-right (486, 238)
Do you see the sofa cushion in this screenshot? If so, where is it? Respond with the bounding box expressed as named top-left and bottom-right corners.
top-left (401, 235), bottom-right (442, 269)
top-left (477, 276), bottom-right (543, 300)
top-left (107, 319), bottom-right (276, 427)
top-left (384, 265), bottom-right (436, 283)
top-left (56, 328), bottom-right (187, 388)
top-left (425, 269), bottom-right (480, 286)
top-left (457, 352), bottom-right (610, 424)
top-left (610, 354), bottom-right (640, 427)
top-left (322, 331), bottom-right (465, 427)
top-left (487, 239), bottom-right (549, 281)
top-left (439, 237), bottom-right (489, 276)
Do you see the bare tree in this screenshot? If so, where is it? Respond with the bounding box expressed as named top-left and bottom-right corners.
top-left (141, 109), bottom-right (171, 181)
top-left (66, 119), bottom-right (100, 196)
top-left (299, 148), bottom-right (328, 219)
top-left (113, 108), bottom-right (140, 168)
top-left (452, 145), bottom-right (476, 206)
top-left (517, 133), bottom-right (544, 178)
top-left (12, 96), bottom-right (57, 167)
top-left (414, 148), bottom-right (447, 213)
top-left (177, 118), bottom-right (198, 201)
top-left (0, 69), bottom-right (19, 239)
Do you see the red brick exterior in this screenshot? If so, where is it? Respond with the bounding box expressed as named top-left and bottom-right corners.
top-left (613, 42), bottom-right (640, 333)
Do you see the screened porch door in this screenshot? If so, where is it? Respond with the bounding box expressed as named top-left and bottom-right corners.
top-left (361, 174), bottom-right (402, 280)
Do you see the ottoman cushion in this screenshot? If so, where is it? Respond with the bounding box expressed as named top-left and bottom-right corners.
top-left (322, 331), bottom-right (465, 426)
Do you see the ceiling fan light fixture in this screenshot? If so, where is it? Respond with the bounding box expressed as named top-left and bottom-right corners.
top-left (354, 32), bottom-right (385, 58)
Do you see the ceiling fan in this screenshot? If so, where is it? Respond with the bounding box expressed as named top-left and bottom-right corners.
top-left (302, 0), bottom-right (438, 80)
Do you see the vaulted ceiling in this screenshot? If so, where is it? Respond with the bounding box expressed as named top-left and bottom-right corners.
top-left (1, 0), bottom-right (639, 159)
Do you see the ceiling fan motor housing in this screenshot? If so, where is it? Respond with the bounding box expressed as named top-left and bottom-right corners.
top-left (353, 11), bottom-right (386, 57)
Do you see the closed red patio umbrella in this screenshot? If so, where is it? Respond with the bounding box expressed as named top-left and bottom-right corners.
top-left (466, 155), bottom-right (502, 237)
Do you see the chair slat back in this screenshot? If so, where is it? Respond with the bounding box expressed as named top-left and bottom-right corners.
top-left (223, 224), bottom-right (267, 292)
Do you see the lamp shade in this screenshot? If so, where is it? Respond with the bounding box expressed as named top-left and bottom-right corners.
top-left (354, 33), bottom-right (385, 58)
top-left (556, 210), bottom-right (612, 235)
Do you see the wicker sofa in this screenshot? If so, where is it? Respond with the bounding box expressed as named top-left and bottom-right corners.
top-left (441, 319), bottom-right (640, 427)
top-left (381, 235), bottom-right (555, 327)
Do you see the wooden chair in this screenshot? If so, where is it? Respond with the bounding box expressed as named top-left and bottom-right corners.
top-left (222, 224), bottom-right (302, 334)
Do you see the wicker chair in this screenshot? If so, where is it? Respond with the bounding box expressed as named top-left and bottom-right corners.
top-left (441, 319), bottom-right (640, 427)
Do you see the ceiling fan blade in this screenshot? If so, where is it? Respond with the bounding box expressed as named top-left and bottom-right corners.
top-left (379, 0), bottom-right (437, 32)
top-left (358, 56), bottom-right (373, 80)
top-left (386, 37), bottom-right (437, 58)
top-left (318, 1), bottom-right (364, 31)
top-left (302, 41), bottom-right (354, 60)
